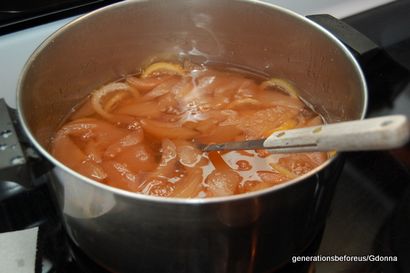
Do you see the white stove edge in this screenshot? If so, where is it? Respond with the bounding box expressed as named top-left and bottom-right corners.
top-left (0, 17), bottom-right (78, 108)
top-left (0, 0), bottom-right (395, 108)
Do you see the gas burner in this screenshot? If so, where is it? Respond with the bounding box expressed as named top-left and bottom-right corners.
top-left (38, 224), bottom-right (318, 273)
top-left (34, 208), bottom-right (318, 273)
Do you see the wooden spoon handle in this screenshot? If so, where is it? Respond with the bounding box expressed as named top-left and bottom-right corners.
top-left (263, 115), bottom-right (409, 153)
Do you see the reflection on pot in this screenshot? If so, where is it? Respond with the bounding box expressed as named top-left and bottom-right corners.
top-left (54, 168), bottom-right (116, 219)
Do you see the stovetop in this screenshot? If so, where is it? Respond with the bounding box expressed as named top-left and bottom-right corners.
top-left (0, 0), bottom-right (121, 35)
top-left (0, 1), bottom-right (409, 273)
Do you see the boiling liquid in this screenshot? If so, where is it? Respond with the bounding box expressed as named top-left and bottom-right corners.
top-left (51, 62), bottom-right (327, 197)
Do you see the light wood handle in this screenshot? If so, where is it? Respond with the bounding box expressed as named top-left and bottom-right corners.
top-left (263, 115), bottom-right (409, 153)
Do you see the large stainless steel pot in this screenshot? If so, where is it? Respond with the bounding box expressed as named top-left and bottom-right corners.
top-left (16, 0), bottom-right (366, 272)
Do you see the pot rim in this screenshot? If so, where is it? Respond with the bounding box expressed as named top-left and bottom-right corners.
top-left (16, 0), bottom-right (368, 205)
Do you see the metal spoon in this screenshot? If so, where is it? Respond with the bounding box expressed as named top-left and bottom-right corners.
top-left (201, 115), bottom-right (409, 153)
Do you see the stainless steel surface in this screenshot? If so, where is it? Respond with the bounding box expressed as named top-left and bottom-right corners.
top-left (15, 0), bottom-right (367, 272)
top-left (202, 115), bottom-right (409, 153)
top-left (200, 139), bottom-right (266, 152)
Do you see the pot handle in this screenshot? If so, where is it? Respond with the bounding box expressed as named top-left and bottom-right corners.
top-left (0, 98), bottom-right (51, 189)
top-left (307, 14), bottom-right (379, 61)
top-left (307, 14), bottom-right (410, 110)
